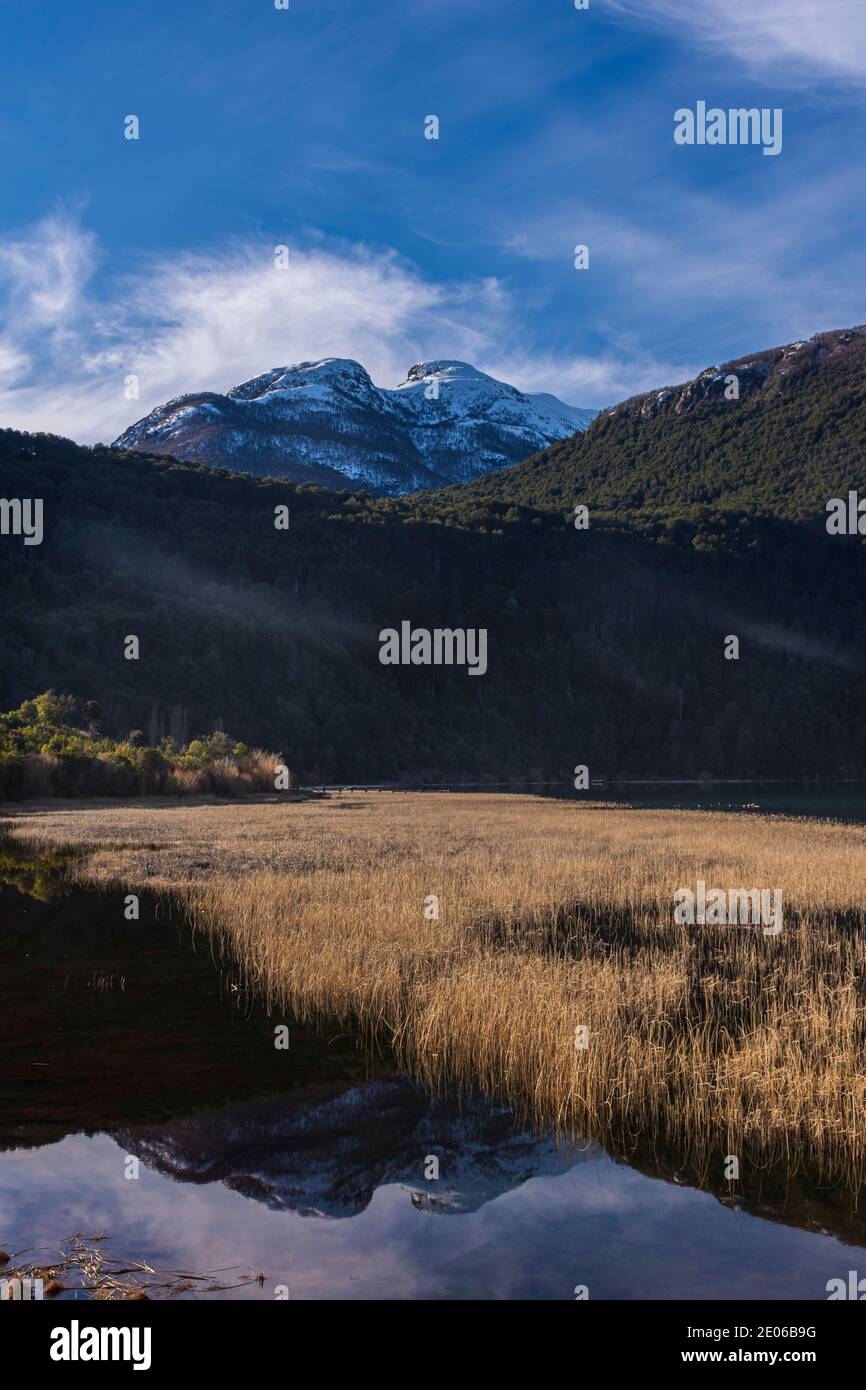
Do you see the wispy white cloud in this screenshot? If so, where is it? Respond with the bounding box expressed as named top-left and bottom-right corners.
top-left (607, 0), bottom-right (866, 83)
top-left (0, 214), bottom-right (519, 441)
top-left (0, 211), bottom-right (96, 334)
top-left (0, 210), bottom-right (98, 390)
top-left (5, 180), bottom-right (856, 445)
top-left (0, 211), bottom-right (697, 440)
top-left (478, 346), bottom-right (702, 407)
top-left (505, 169), bottom-right (866, 355)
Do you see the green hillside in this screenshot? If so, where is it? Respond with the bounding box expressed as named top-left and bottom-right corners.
top-left (450, 326), bottom-right (866, 523)
top-left (2, 320), bottom-right (866, 786)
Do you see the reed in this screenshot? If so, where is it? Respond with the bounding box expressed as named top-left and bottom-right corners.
top-left (9, 792), bottom-right (866, 1189)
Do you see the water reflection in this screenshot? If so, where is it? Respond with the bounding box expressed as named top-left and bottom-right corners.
top-left (1, 836), bottom-right (866, 1300)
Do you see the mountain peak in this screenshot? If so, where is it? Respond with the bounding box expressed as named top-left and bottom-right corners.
top-left (466, 322), bottom-right (866, 524)
top-left (401, 360), bottom-right (488, 385)
top-left (114, 356), bottom-right (596, 495)
top-left (598, 324), bottom-right (866, 427)
top-left (227, 358), bottom-right (373, 402)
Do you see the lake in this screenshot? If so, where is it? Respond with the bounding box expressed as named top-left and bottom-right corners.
top-left (1, 833), bottom-right (864, 1300)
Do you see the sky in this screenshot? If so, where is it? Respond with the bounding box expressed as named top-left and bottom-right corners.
top-left (1, 0), bottom-right (865, 440)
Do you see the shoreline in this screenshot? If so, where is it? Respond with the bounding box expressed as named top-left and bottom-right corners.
top-left (5, 792), bottom-right (866, 1193)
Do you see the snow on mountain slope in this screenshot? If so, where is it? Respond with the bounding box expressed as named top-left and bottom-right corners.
top-left (113, 357), bottom-right (596, 494)
top-left (116, 1074), bottom-right (579, 1219)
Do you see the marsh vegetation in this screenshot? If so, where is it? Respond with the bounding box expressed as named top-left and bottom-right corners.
top-left (9, 792), bottom-right (866, 1195)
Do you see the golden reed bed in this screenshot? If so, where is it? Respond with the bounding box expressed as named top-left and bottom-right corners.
top-left (7, 792), bottom-right (866, 1191)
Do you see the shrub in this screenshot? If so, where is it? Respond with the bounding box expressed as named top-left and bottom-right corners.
top-left (0, 692), bottom-right (288, 801)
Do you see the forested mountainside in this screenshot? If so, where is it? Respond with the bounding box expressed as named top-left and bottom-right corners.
top-left (449, 326), bottom-right (866, 524)
top-left (1, 416), bottom-right (864, 783)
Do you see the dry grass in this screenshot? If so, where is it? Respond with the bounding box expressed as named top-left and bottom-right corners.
top-left (5, 745), bottom-right (286, 800)
top-left (7, 792), bottom-right (866, 1190)
top-left (0, 1233), bottom-right (260, 1299)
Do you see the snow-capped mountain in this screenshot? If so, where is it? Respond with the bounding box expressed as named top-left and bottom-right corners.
top-left (113, 358), bottom-right (596, 494)
top-left (115, 1074), bottom-right (581, 1219)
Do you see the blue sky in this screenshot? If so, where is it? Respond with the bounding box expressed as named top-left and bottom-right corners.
top-left (1, 0), bottom-right (865, 439)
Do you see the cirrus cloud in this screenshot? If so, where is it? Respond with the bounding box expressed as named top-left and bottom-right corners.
top-left (0, 213), bottom-right (520, 443)
top-left (607, 0), bottom-right (866, 83)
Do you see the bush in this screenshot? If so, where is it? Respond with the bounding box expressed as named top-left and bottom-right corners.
top-left (0, 693), bottom-right (287, 801)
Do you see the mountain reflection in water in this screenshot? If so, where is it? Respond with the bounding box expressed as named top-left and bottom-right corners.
top-left (2, 837), bottom-right (866, 1299)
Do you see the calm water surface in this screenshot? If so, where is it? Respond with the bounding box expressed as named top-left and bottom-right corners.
top-left (571, 781), bottom-right (866, 821)
top-left (1, 824), bottom-right (864, 1300)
